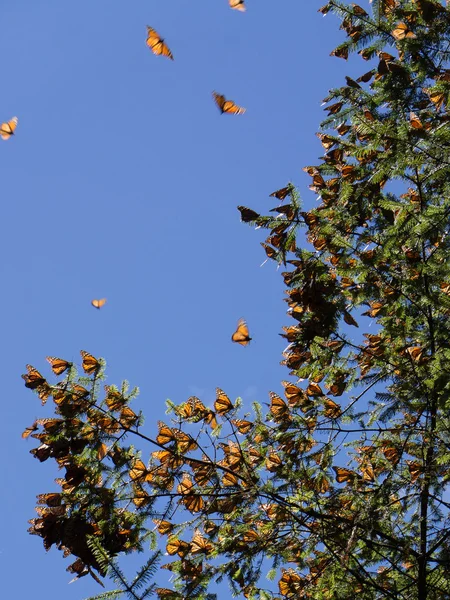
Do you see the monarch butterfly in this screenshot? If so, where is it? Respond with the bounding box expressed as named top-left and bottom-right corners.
top-left (278, 569), bottom-right (303, 596)
top-left (381, 445), bottom-right (400, 466)
top-left (105, 385), bottom-right (126, 411)
top-left (36, 492), bottom-right (62, 506)
top-left (266, 451), bottom-right (282, 472)
top-left (129, 459), bottom-right (152, 482)
top-left (153, 519), bottom-right (174, 535)
top-left (231, 418), bottom-right (253, 434)
top-left (231, 318), bottom-right (252, 345)
top-left (166, 537), bottom-right (191, 557)
top-left (323, 398), bottom-right (342, 419)
top-left (215, 388), bottom-right (234, 415)
top-left (406, 460), bottom-right (423, 483)
top-left (91, 298), bottom-right (106, 309)
top-left (269, 391), bottom-right (290, 421)
top-left (153, 449), bottom-right (183, 469)
top-left (156, 421), bottom-right (180, 445)
top-left (146, 26), bottom-right (173, 60)
top-left (80, 350), bottom-right (100, 375)
top-left (270, 186), bottom-right (290, 200)
top-left (22, 421), bottom-right (38, 439)
top-left (392, 22), bottom-right (416, 40)
top-left (46, 356), bottom-right (72, 376)
top-left (22, 365), bottom-right (46, 389)
top-left (190, 531), bottom-right (213, 554)
top-left (37, 382), bottom-right (52, 404)
top-left (0, 117), bottom-right (18, 140)
top-left (238, 205), bottom-right (260, 222)
top-left (120, 406), bottom-right (139, 428)
top-left (229, 0), bottom-right (246, 10)
top-left (222, 471), bottom-right (239, 487)
top-left (333, 466), bottom-right (360, 484)
top-left (212, 91), bottom-right (246, 115)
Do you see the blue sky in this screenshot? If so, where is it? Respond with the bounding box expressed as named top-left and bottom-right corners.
top-left (1, 1), bottom-right (354, 597)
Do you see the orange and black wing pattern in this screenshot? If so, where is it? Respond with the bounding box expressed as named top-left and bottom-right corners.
top-left (231, 318), bottom-right (252, 346)
top-left (212, 92), bottom-right (245, 115)
top-left (0, 117), bottom-right (18, 140)
top-left (146, 27), bottom-right (173, 60)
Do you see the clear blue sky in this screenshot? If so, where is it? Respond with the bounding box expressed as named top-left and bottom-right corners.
top-left (2, 1), bottom-right (352, 597)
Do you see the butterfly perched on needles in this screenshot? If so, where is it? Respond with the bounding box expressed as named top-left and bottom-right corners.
top-left (91, 298), bottom-right (106, 309)
top-left (212, 92), bottom-right (246, 115)
top-left (231, 318), bottom-right (252, 346)
top-left (80, 350), bottom-right (101, 375)
top-left (229, 0), bottom-right (246, 10)
top-left (0, 117), bottom-right (18, 140)
top-left (46, 356), bottom-right (72, 376)
top-left (146, 26), bottom-right (173, 60)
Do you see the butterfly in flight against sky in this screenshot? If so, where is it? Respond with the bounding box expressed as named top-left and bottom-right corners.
top-left (212, 92), bottom-right (246, 115)
top-left (229, 0), bottom-right (246, 10)
top-left (231, 318), bottom-right (252, 346)
top-left (146, 27), bottom-right (174, 60)
top-left (91, 298), bottom-right (107, 309)
top-left (0, 117), bottom-right (18, 140)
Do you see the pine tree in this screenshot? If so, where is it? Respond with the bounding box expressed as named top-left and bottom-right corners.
top-left (23, 1), bottom-right (450, 599)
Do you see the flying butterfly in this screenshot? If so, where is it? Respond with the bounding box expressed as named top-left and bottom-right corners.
top-left (146, 26), bottom-right (173, 60)
top-left (80, 350), bottom-right (101, 375)
top-left (231, 318), bottom-right (252, 346)
top-left (212, 91), bottom-right (246, 115)
top-left (91, 298), bottom-right (106, 309)
top-left (229, 0), bottom-right (246, 10)
top-left (46, 356), bottom-right (72, 376)
top-left (0, 116), bottom-right (18, 140)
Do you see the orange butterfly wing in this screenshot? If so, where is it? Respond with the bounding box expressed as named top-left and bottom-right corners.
top-left (212, 92), bottom-right (245, 115)
top-left (231, 318), bottom-right (251, 345)
top-left (0, 117), bottom-right (18, 140)
top-left (146, 27), bottom-right (173, 60)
